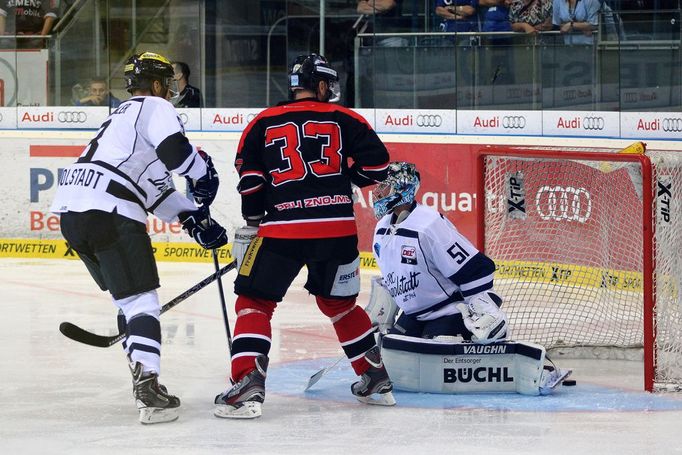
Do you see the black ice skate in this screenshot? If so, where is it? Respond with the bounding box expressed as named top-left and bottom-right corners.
top-left (351, 346), bottom-right (396, 406)
top-left (129, 362), bottom-right (181, 424)
top-left (214, 354), bottom-right (268, 419)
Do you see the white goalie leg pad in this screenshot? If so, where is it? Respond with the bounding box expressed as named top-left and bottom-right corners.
top-left (457, 291), bottom-right (508, 344)
top-left (364, 276), bottom-right (399, 333)
top-left (381, 335), bottom-right (566, 395)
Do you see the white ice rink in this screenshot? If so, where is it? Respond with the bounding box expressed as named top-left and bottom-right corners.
top-left (3, 258), bottom-right (682, 455)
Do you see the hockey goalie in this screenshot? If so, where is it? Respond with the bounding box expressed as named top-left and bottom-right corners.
top-left (369, 162), bottom-right (571, 396)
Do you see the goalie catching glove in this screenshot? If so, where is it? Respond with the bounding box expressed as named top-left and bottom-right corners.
top-left (178, 207), bottom-right (228, 250)
top-left (186, 149), bottom-right (219, 206)
top-left (232, 225), bottom-right (258, 270)
top-left (456, 291), bottom-right (508, 344)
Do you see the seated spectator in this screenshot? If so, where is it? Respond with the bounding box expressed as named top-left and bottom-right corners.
top-left (436, 0), bottom-right (478, 35)
top-left (171, 61), bottom-right (202, 108)
top-left (0, 2), bottom-right (59, 49)
top-left (74, 78), bottom-right (121, 108)
top-left (552, 0), bottom-right (601, 44)
top-left (509, 0), bottom-right (553, 34)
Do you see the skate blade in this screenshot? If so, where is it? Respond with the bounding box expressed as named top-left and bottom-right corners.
top-left (355, 391), bottom-right (396, 406)
top-left (214, 401), bottom-right (262, 419)
top-left (138, 407), bottom-right (180, 424)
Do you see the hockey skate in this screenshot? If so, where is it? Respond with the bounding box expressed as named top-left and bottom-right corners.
top-left (539, 365), bottom-right (573, 395)
top-left (351, 346), bottom-right (396, 406)
top-left (214, 355), bottom-right (268, 419)
top-left (129, 362), bottom-right (181, 424)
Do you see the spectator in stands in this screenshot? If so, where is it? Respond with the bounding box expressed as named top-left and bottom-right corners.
top-left (74, 78), bottom-right (121, 108)
top-left (481, 0), bottom-right (513, 38)
top-left (435, 0), bottom-right (479, 35)
top-left (357, 0), bottom-right (409, 47)
top-left (171, 61), bottom-right (202, 108)
top-left (509, 0), bottom-right (553, 34)
top-left (552, 0), bottom-right (600, 44)
top-left (0, 1), bottom-right (59, 48)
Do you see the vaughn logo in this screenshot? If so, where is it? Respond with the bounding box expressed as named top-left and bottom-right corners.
top-left (444, 367), bottom-right (513, 383)
top-left (401, 245), bottom-right (417, 264)
top-left (463, 344), bottom-right (508, 354)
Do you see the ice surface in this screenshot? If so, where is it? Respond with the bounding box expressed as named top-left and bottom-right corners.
top-left (3, 259), bottom-right (682, 455)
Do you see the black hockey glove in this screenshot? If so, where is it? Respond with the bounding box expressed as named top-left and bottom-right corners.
top-left (187, 149), bottom-right (219, 206)
top-left (178, 207), bottom-right (228, 250)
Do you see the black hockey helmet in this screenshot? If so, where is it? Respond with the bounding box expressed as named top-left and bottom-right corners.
top-left (288, 53), bottom-right (340, 102)
top-left (124, 52), bottom-right (175, 95)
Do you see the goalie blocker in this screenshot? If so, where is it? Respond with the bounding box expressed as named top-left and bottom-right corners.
top-left (381, 335), bottom-right (571, 396)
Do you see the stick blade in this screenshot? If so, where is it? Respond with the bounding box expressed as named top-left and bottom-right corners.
top-left (59, 322), bottom-right (119, 347)
top-left (305, 368), bottom-right (327, 391)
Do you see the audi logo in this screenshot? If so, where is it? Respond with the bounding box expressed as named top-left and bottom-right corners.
top-left (663, 118), bottom-right (682, 133)
top-left (58, 111), bottom-right (87, 123)
top-left (416, 114), bottom-right (443, 127)
top-left (502, 116), bottom-right (526, 129)
top-left (247, 113), bottom-right (257, 122)
top-left (178, 113), bottom-right (189, 124)
top-left (582, 116), bottom-right (605, 130)
top-left (535, 185), bottom-right (592, 223)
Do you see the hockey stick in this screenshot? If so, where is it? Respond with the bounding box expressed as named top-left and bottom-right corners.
top-left (212, 250), bottom-right (233, 353)
top-left (59, 260), bottom-right (237, 348)
top-left (304, 355), bottom-right (345, 391)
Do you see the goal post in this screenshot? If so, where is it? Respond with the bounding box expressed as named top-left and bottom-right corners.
top-left (476, 145), bottom-right (682, 392)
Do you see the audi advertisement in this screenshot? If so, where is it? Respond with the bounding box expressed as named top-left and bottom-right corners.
top-left (2, 106), bottom-right (681, 140)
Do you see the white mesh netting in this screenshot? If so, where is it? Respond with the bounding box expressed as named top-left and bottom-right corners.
top-left (481, 148), bottom-right (682, 390)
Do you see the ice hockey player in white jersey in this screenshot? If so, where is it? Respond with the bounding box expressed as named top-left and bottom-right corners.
top-left (372, 161), bottom-right (507, 343)
top-left (370, 162), bottom-right (571, 395)
top-left (51, 52), bottom-right (228, 424)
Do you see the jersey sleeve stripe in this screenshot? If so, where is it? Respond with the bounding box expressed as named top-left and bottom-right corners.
top-left (240, 183), bottom-right (264, 195)
top-left (361, 162), bottom-right (390, 172)
top-left (147, 189), bottom-right (175, 212)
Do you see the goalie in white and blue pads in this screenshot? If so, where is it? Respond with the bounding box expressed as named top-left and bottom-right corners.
top-left (369, 162), bottom-right (571, 396)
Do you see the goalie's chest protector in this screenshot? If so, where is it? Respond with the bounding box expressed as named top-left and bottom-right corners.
top-left (373, 205), bottom-right (476, 315)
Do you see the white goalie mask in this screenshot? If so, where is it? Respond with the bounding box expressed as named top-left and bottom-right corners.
top-left (372, 162), bottom-right (421, 219)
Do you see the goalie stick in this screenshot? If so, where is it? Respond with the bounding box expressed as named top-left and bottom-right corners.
top-left (59, 260), bottom-right (237, 348)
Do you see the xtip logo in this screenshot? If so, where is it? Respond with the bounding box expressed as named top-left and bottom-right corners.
top-left (506, 171), bottom-right (526, 219)
top-left (658, 177), bottom-right (672, 223)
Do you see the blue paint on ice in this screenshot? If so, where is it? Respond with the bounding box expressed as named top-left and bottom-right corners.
top-left (269, 357), bottom-right (682, 412)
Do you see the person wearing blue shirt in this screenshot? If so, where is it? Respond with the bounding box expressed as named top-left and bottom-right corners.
top-left (552, 0), bottom-right (601, 44)
top-left (436, 0), bottom-right (479, 33)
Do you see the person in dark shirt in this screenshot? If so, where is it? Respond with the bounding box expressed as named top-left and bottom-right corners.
top-left (171, 61), bottom-right (202, 108)
top-left (0, 1), bottom-right (59, 48)
top-left (74, 78), bottom-right (121, 108)
top-left (213, 53), bottom-right (394, 419)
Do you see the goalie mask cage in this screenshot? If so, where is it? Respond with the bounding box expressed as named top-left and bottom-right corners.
top-left (476, 146), bottom-right (682, 392)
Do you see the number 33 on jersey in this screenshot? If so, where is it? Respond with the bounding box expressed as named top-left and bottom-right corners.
top-left (235, 99), bottom-right (390, 239)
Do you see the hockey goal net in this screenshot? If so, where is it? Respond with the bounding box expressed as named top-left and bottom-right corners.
top-left (477, 144), bottom-right (682, 392)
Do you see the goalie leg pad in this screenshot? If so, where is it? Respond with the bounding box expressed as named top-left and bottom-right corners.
top-left (381, 335), bottom-right (565, 395)
top-left (365, 276), bottom-right (399, 333)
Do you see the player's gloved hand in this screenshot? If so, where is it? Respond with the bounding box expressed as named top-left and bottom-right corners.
top-left (178, 207), bottom-right (228, 250)
top-left (186, 149), bottom-right (219, 206)
top-left (232, 225), bottom-right (258, 270)
top-left (456, 291), bottom-right (507, 344)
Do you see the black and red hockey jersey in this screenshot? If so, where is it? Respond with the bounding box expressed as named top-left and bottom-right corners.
top-left (235, 98), bottom-right (390, 239)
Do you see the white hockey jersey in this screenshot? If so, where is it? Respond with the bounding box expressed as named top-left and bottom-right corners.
top-left (51, 96), bottom-right (207, 223)
top-left (373, 203), bottom-right (496, 321)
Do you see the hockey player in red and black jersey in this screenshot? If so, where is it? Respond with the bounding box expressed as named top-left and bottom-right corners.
top-left (214, 53), bottom-right (394, 419)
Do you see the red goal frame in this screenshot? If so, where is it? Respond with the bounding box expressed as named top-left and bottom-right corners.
top-left (476, 147), bottom-right (656, 391)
